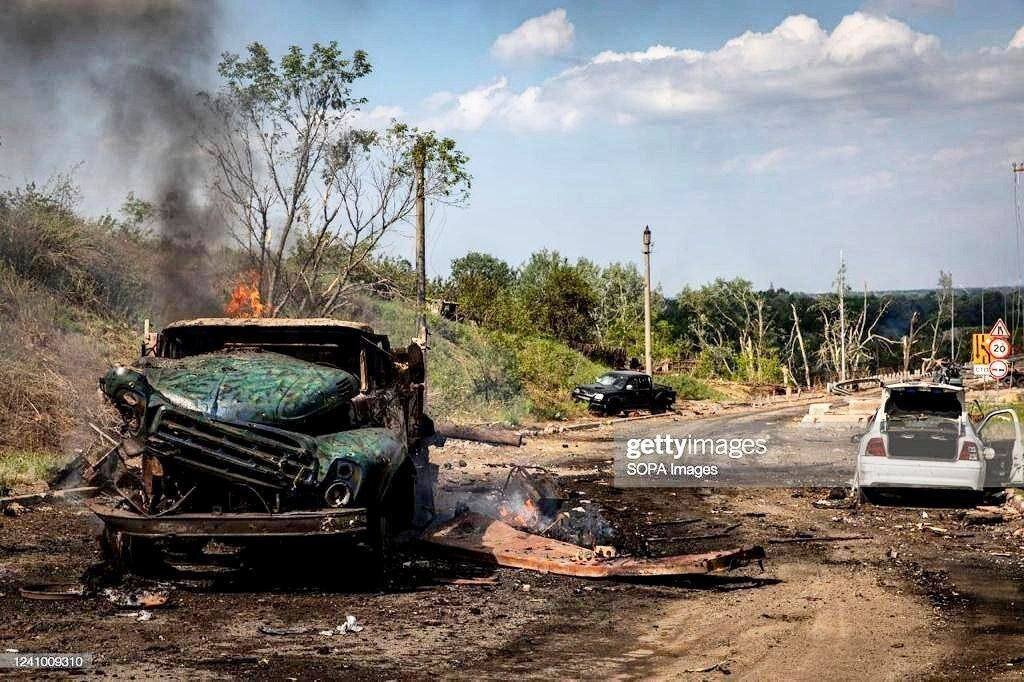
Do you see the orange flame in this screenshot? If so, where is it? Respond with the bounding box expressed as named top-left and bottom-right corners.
top-left (498, 497), bottom-right (540, 530)
top-left (224, 270), bottom-right (267, 318)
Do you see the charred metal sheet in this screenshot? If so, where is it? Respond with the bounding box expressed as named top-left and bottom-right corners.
top-left (87, 501), bottom-right (367, 538)
top-left (425, 512), bottom-right (765, 578)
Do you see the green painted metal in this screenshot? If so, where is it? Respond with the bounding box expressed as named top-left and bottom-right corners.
top-left (142, 351), bottom-right (359, 428)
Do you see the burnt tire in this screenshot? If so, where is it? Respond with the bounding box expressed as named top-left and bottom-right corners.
top-left (100, 526), bottom-right (164, 576)
top-left (368, 460), bottom-right (416, 581)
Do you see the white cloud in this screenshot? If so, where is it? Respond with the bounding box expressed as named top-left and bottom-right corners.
top-left (426, 11), bottom-right (1024, 132)
top-left (722, 144), bottom-right (861, 174)
top-left (839, 169), bottom-right (896, 195)
top-left (1010, 26), bottom-right (1024, 49)
top-left (491, 8), bottom-right (574, 62)
top-left (350, 105), bottom-right (403, 130)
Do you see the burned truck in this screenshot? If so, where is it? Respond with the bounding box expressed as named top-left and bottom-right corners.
top-left (89, 318), bottom-right (434, 572)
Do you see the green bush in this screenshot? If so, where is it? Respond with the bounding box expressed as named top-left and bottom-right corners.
top-left (0, 181), bottom-right (153, 319)
top-left (487, 332), bottom-right (609, 420)
top-left (654, 373), bottom-right (724, 401)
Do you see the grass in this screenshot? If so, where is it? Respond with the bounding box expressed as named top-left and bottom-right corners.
top-left (0, 449), bottom-right (64, 493)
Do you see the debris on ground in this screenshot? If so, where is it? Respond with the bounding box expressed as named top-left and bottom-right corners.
top-left (425, 512), bottom-right (764, 578)
top-left (493, 465), bottom-right (618, 548)
top-left (19, 583), bottom-right (87, 601)
top-left (102, 585), bottom-right (172, 608)
top-left (317, 616), bottom-right (364, 636)
top-left (115, 610), bottom-right (153, 622)
top-left (439, 576), bottom-right (499, 586)
top-left (259, 625), bottom-right (317, 636)
top-left (3, 502), bottom-right (27, 517)
top-left (766, 534), bottom-right (871, 544)
top-left (964, 509), bottom-right (1006, 525)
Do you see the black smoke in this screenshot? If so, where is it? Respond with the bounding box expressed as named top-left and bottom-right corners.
top-left (0, 0), bottom-right (223, 320)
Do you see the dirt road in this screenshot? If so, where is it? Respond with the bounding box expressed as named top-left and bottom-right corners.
top-left (1, 404), bottom-right (1023, 680)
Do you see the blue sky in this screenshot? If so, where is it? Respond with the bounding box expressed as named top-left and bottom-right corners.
top-left (8, 1), bottom-right (1024, 294)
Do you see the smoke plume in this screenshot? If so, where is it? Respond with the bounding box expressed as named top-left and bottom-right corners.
top-left (0, 0), bottom-right (223, 319)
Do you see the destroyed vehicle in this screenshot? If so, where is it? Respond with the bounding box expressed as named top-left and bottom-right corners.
top-left (571, 371), bottom-right (676, 416)
top-left (854, 382), bottom-right (1000, 499)
top-left (90, 318), bottom-right (433, 571)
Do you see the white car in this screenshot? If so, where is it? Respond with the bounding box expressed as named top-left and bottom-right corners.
top-left (855, 382), bottom-right (998, 496)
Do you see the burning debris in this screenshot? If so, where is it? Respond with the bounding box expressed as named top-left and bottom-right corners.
top-left (224, 270), bottom-right (267, 318)
top-left (430, 465), bottom-right (764, 580)
top-left (496, 466), bottom-right (619, 549)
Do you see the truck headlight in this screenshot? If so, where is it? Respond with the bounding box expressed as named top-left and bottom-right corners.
top-left (592, 393), bottom-right (603, 401)
top-left (324, 481), bottom-right (353, 507)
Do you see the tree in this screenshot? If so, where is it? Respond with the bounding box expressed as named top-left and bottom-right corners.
top-left (677, 278), bottom-right (781, 383)
top-left (516, 251), bottom-right (598, 345)
top-left (816, 282), bottom-right (893, 380)
top-left (201, 42), bottom-right (469, 316)
top-left (447, 252), bottom-right (514, 326)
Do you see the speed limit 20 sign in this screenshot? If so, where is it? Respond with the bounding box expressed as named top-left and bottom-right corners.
top-left (989, 337), bottom-right (1011, 360)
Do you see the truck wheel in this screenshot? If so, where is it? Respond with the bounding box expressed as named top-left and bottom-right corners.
top-left (650, 395), bottom-right (669, 414)
top-left (368, 461), bottom-right (416, 582)
top-left (603, 399), bottom-right (621, 417)
top-left (100, 526), bottom-right (163, 576)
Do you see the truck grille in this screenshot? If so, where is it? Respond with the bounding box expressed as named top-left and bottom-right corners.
top-left (147, 407), bottom-right (319, 490)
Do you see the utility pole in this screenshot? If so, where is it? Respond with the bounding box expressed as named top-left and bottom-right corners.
top-left (839, 250), bottom-right (847, 382)
top-left (642, 226), bottom-right (653, 376)
top-left (414, 142), bottom-right (427, 345)
top-left (950, 274), bottom-right (955, 362)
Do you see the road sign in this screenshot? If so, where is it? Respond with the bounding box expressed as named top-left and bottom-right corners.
top-left (989, 318), bottom-right (1010, 339)
top-left (973, 364), bottom-right (991, 378)
top-left (990, 336), bottom-right (1011, 359)
top-left (973, 333), bottom-right (992, 365)
top-left (989, 359), bottom-right (1009, 380)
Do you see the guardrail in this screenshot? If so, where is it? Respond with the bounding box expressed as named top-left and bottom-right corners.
top-left (828, 369), bottom-right (925, 395)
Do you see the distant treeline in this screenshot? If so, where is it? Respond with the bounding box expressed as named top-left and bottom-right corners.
top-left (359, 251), bottom-right (1016, 386)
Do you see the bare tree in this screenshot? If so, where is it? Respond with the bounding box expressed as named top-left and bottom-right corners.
top-left (924, 271), bottom-right (953, 370)
top-left (201, 42), bottom-right (469, 316)
top-left (790, 303), bottom-right (811, 389)
top-left (817, 285), bottom-right (893, 380)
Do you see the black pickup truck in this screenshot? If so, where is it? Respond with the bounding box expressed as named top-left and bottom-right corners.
top-left (571, 370), bottom-right (676, 416)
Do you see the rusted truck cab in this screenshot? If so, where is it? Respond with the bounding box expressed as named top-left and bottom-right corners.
top-left (90, 318), bottom-right (433, 571)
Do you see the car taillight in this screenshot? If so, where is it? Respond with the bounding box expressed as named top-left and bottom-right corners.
top-left (958, 442), bottom-right (979, 461)
top-left (866, 437), bottom-right (887, 457)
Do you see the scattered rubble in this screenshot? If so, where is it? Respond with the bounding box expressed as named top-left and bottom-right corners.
top-left (102, 585), bottom-right (171, 608)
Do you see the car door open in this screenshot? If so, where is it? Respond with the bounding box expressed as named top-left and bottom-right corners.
top-left (978, 409), bottom-right (1024, 487)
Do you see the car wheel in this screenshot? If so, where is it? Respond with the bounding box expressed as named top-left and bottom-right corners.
top-left (604, 399), bottom-right (621, 417)
top-left (368, 461), bottom-right (416, 582)
top-left (858, 487), bottom-right (882, 505)
top-left (651, 394), bottom-right (672, 414)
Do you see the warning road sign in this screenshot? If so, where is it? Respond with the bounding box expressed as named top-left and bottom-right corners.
top-left (990, 337), bottom-right (1011, 360)
top-left (989, 318), bottom-right (1010, 338)
top-left (973, 334), bottom-right (992, 365)
top-left (989, 359), bottom-right (1009, 380)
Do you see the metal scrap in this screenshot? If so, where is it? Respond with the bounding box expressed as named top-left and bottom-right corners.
top-left (425, 512), bottom-right (765, 579)
top-left (19, 583), bottom-right (87, 601)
